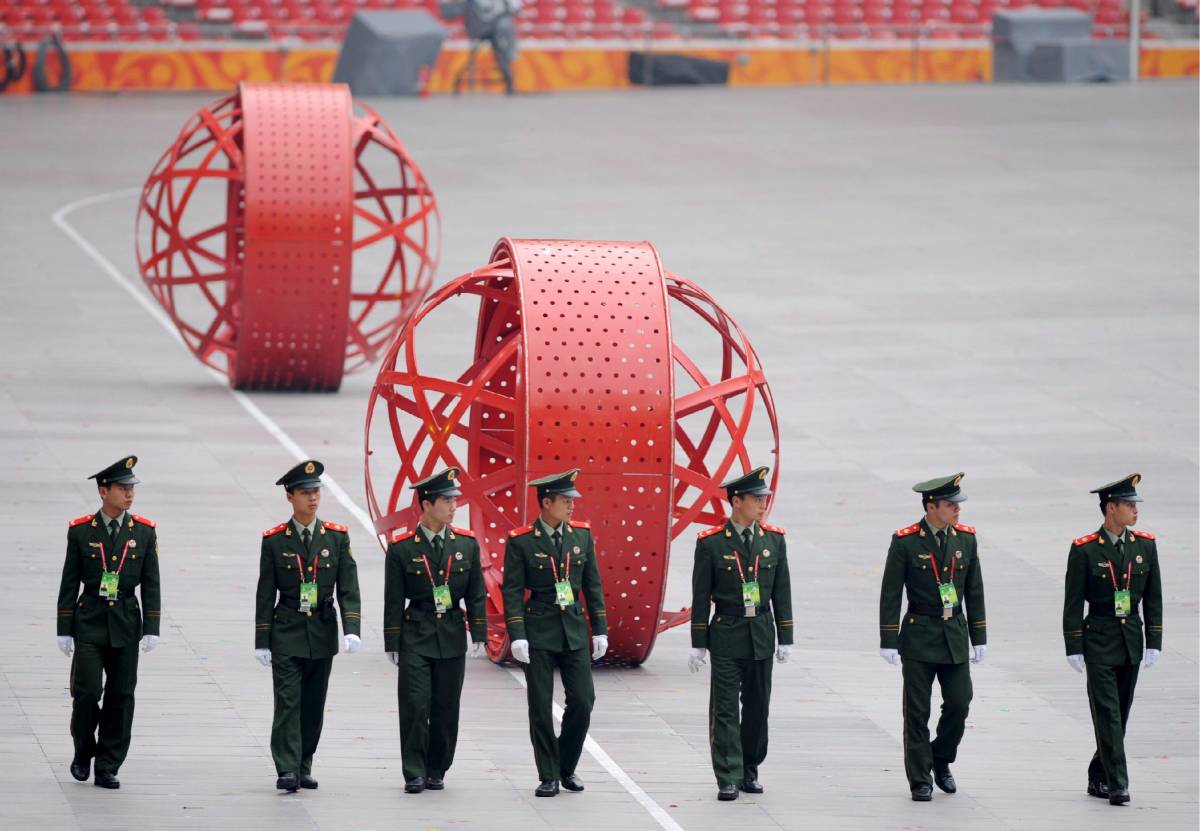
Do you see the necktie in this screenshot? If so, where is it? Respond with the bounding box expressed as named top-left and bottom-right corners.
top-left (433, 534), bottom-right (444, 559)
top-left (1115, 538), bottom-right (1124, 564)
top-left (301, 527), bottom-right (311, 551)
top-left (936, 529), bottom-right (947, 556)
top-left (742, 528), bottom-right (753, 552)
top-left (108, 519), bottom-right (119, 540)
top-left (552, 530), bottom-right (563, 557)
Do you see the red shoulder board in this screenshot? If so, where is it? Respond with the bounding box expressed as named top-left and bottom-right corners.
top-left (698, 525), bottom-right (724, 539)
top-left (1073, 532), bottom-right (1100, 547)
top-left (392, 529), bottom-right (416, 543)
top-left (132, 514), bottom-right (156, 528)
top-left (451, 526), bottom-right (476, 538)
top-left (321, 521), bottom-right (348, 533)
top-left (953, 523), bottom-right (975, 535)
top-left (569, 520), bottom-right (590, 529)
top-left (509, 524), bottom-right (534, 538)
top-left (69, 514), bottom-right (94, 528)
top-left (895, 523), bottom-right (920, 538)
top-left (761, 522), bottom-right (786, 535)
top-left (1132, 530), bottom-right (1155, 541)
top-left (263, 523), bottom-right (288, 538)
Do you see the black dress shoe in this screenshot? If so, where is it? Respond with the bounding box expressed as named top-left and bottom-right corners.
top-left (561, 774), bottom-right (584, 792)
top-left (1087, 780), bottom-right (1110, 799)
top-left (299, 774), bottom-right (318, 790)
top-left (276, 772), bottom-right (299, 792)
top-left (535, 780), bottom-right (559, 797)
top-left (70, 758), bottom-right (90, 782)
top-left (1108, 788), bottom-right (1130, 805)
top-left (425, 776), bottom-right (444, 790)
top-left (933, 764), bottom-right (957, 794)
top-left (405, 777), bottom-right (426, 794)
top-left (740, 779), bottom-right (763, 794)
top-left (911, 783), bottom-right (933, 802)
top-left (94, 771), bottom-right (120, 790)
top-left (718, 783), bottom-right (738, 801)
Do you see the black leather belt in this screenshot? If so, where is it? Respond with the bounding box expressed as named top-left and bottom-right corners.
top-left (278, 596), bottom-right (335, 621)
top-left (907, 603), bottom-right (962, 619)
top-left (407, 600), bottom-right (460, 613)
top-left (528, 591), bottom-right (580, 610)
top-left (83, 589), bottom-right (135, 600)
top-left (1087, 605), bottom-right (1137, 619)
top-left (715, 602), bottom-right (768, 618)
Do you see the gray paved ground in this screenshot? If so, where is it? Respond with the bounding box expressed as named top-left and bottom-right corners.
top-left (1, 81), bottom-right (1197, 831)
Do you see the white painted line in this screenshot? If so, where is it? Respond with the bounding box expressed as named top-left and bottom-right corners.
top-left (55, 189), bottom-right (687, 831)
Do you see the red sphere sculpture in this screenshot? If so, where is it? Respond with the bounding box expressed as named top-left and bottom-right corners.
top-left (365, 239), bottom-right (779, 665)
top-left (136, 82), bottom-right (439, 391)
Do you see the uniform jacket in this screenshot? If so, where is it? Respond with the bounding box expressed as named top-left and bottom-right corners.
top-left (255, 518), bottom-right (361, 659)
top-left (57, 512), bottom-right (161, 648)
top-left (691, 520), bottom-right (793, 660)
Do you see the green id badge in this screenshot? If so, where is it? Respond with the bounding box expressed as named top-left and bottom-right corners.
top-left (299, 581), bottom-right (318, 612)
top-left (100, 570), bottom-right (119, 599)
top-left (938, 582), bottom-right (959, 608)
top-left (1113, 589), bottom-right (1131, 617)
top-left (432, 584), bottom-right (452, 613)
top-left (742, 580), bottom-right (761, 610)
top-left (554, 580), bottom-right (574, 607)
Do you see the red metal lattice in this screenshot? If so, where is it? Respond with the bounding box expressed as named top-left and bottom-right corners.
top-left (135, 81), bottom-right (439, 391)
top-left (364, 239), bottom-right (779, 666)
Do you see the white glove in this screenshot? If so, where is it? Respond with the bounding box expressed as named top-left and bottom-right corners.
top-left (591, 635), bottom-right (608, 660)
top-left (470, 641), bottom-right (486, 659)
top-left (343, 634), bottom-right (362, 654)
top-left (1143, 648), bottom-right (1161, 669)
top-left (57, 636), bottom-right (74, 657)
top-left (971, 644), bottom-right (987, 664)
top-left (1067, 654), bottom-right (1085, 673)
top-left (387, 651), bottom-right (400, 667)
top-left (880, 648), bottom-right (900, 666)
top-left (688, 647), bottom-right (707, 673)
top-left (776, 644), bottom-right (792, 663)
top-left (141, 635), bottom-right (160, 654)
top-left (511, 639), bottom-right (530, 664)
top-left (255, 648), bottom-right (272, 667)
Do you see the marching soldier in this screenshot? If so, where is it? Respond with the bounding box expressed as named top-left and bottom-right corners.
top-left (255, 460), bottom-right (362, 792)
top-left (1063, 474), bottom-right (1162, 806)
top-left (878, 473), bottom-right (987, 802)
top-left (56, 455), bottom-right (161, 789)
top-left (384, 467), bottom-right (488, 794)
top-left (502, 468), bottom-right (608, 797)
top-left (689, 466), bottom-right (793, 802)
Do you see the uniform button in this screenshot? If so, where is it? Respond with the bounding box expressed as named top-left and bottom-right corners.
top-left (108, 601), bottom-right (115, 607)
top-left (908, 617), bottom-right (915, 623)
top-left (1120, 619), bottom-right (1126, 625)
top-left (437, 613), bottom-right (444, 619)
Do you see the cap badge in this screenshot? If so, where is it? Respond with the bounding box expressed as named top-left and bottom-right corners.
top-left (447, 469), bottom-right (457, 480)
top-left (759, 469), bottom-right (767, 479)
top-left (570, 470), bottom-right (579, 481)
top-left (125, 457), bottom-right (135, 469)
top-left (304, 462), bottom-right (316, 474)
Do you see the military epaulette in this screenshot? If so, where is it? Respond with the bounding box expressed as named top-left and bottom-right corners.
top-left (263, 523), bottom-right (288, 538)
top-left (1073, 532), bottom-right (1100, 547)
top-left (451, 526), bottom-right (476, 538)
top-left (509, 524), bottom-right (535, 538)
top-left (698, 525), bottom-right (724, 539)
top-left (569, 520), bottom-right (590, 530)
top-left (953, 523), bottom-right (975, 535)
top-left (132, 514), bottom-right (156, 528)
top-left (321, 520), bottom-right (348, 533)
top-left (392, 529), bottom-right (416, 543)
top-left (895, 523), bottom-right (921, 538)
top-left (1132, 530), bottom-right (1156, 541)
top-left (761, 522), bottom-right (786, 535)
top-left (69, 514), bottom-right (94, 528)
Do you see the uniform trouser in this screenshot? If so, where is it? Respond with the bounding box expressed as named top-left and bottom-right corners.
top-left (708, 654), bottom-right (773, 786)
top-left (398, 650), bottom-right (466, 782)
top-left (523, 646), bottom-right (595, 781)
top-left (488, 18), bottom-right (517, 92)
top-left (1086, 659), bottom-right (1139, 790)
top-left (901, 658), bottom-right (973, 788)
top-left (270, 655), bottom-right (333, 776)
top-left (70, 641), bottom-right (139, 774)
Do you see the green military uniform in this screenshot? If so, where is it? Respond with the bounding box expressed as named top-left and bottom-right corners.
top-left (502, 469), bottom-right (608, 793)
top-left (690, 467), bottom-right (793, 797)
top-left (1063, 474), bottom-right (1162, 801)
top-left (255, 460), bottom-right (361, 789)
top-left (56, 456), bottom-right (161, 787)
top-left (383, 467), bottom-right (487, 791)
top-left (879, 473), bottom-right (986, 797)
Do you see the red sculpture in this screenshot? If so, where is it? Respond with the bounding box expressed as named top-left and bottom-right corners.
top-left (136, 82), bottom-right (439, 391)
top-left (365, 239), bottom-right (779, 665)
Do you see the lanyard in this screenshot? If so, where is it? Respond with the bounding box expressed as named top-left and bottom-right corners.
top-left (99, 541), bottom-right (132, 575)
top-left (733, 552), bottom-right (760, 583)
top-left (548, 548), bottom-right (570, 583)
top-left (421, 551), bottom-right (451, 587)
top-left (1107, 561), bottom-right (1133, 592)
top-left (928, 551), bottom-right (956, 585)
top-left (293, 552), bottom-right (317, 582)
